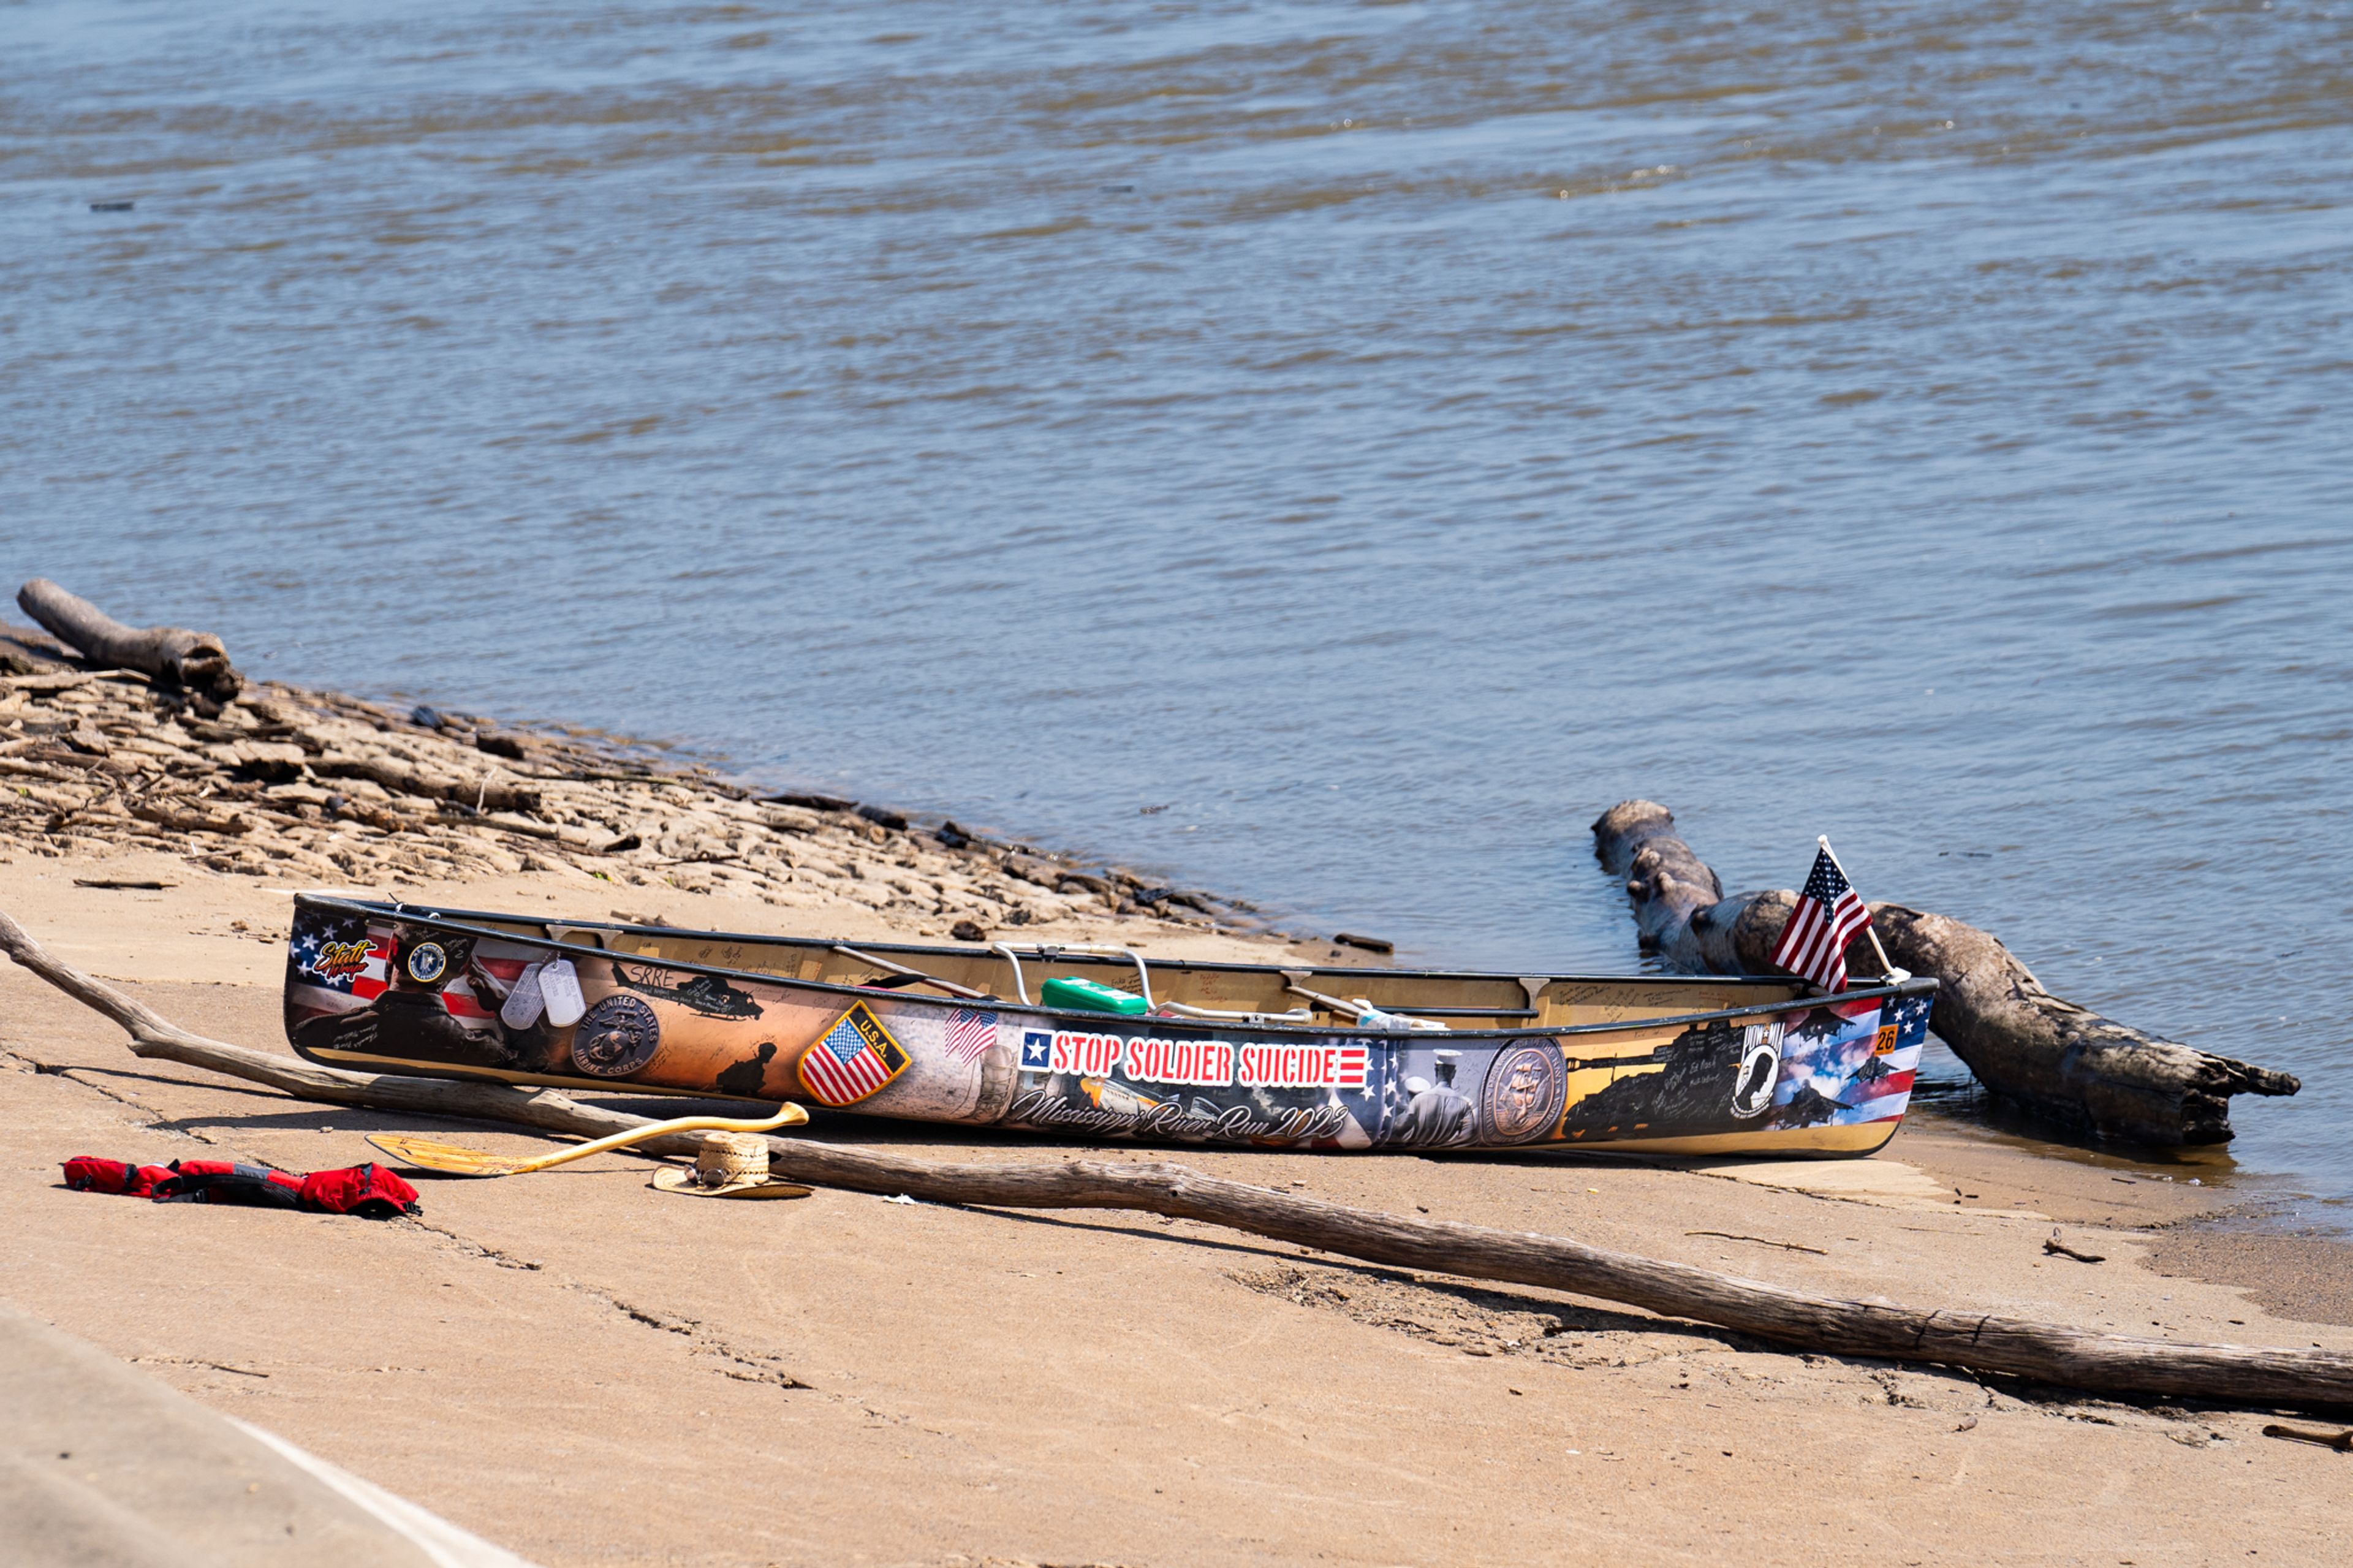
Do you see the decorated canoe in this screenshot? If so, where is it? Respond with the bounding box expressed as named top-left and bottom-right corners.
top-left (282, 895), bottom-right (1939, 1157)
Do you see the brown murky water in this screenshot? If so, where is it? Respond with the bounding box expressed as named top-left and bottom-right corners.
top-left (6, 1), bottom-right (2350, 1200)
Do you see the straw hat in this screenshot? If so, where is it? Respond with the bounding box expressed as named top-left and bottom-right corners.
top-left (650, 1133), bottom-right (812, 1200)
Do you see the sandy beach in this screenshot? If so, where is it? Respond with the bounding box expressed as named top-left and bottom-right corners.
top-left (17, 0), bottom-right (2353, 1551)
top-left (6, 646), bottom-right (2352, 1566)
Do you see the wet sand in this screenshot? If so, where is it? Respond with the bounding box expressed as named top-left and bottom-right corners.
top-left (2139, 1230), bottom-right (2353, 1330)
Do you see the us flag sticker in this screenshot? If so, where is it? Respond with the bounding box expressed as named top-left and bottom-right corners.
top-left (798, 1003), bottom-right (911, 1107)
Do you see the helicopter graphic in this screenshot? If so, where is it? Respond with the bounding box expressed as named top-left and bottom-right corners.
top-left (611, 963), bottom-right (767, 1020)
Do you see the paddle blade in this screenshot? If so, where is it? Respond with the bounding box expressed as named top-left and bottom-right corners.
top-left (366, 1133), bottom-right (534, 1177)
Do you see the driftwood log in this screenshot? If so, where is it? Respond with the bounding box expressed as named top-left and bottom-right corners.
top-left (1593, 800), bottom-right (2298, 1146)
top-left (17, 580), bottom-right (242, 706)
top-left (4, 909), bottom-right (2347, 1409)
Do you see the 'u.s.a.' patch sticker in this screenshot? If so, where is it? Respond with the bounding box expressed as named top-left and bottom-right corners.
top-left (797, 1003), bottom-right (911, 1107)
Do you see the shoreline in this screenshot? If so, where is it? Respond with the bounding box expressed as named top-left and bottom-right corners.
top-left (1, 616), bottom-right (1333, 962)
top-left (5, 614), bottom-right (2344, 1278)
top-left (9, 623), bottom-right (2353, 1561)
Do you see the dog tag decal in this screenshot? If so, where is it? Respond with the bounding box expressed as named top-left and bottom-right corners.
top-left (540, 958), bottom-right (587, 1028)
top-left (500, 960), bottom-right (548, 1029)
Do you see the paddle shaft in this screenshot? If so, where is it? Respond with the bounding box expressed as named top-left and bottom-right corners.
top-left (372, 1103), bottom-right (806, 1175)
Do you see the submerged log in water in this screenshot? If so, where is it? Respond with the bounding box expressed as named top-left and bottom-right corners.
top-left (4, 901), bottom-right (2347, 1409)
top-left (1591, 800), bottom-right (2298, 1147)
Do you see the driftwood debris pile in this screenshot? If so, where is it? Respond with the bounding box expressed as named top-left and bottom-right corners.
top-left (4, 903), bottom-right (2349, 1411)
top-left (1593, 800), bottom-right (2298, 1146)
top-left (0, 590), bottom-right (1245, 939)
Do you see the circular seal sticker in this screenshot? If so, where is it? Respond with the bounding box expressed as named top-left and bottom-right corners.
top-left (1479, 1042), bottom-right (1567, 1144)
top-left (404, 941), bottom-right (448, 985)
top-left (571, 994), bottom-right (661, 1078)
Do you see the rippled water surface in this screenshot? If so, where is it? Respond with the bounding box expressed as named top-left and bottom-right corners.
top-left (6, 1), bottom-right (2350, 1197)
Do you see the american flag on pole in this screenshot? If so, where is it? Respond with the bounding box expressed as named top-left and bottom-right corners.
top-left (1770, 843), bottom-right (1874, 993)
top-left (943, 1007), bottom-right (999, 1066)
top-left (798, 1004), bottom-right (911, 1107)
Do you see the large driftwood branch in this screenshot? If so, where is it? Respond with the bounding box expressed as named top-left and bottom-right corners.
top-left (1593, 800), bottom-right (2298, 1146)
top-left (17, 579), bottom-right (242, 705)
top-left (4, 908), bottom-right (2346, 1409)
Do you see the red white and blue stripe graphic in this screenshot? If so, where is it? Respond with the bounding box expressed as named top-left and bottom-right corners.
top-left (1846, 993), bottom-right (1931, 1122)
top-left (1771, 994), bottom-right (1930, 1127)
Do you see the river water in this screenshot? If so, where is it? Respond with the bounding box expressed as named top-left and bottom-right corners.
top-left (6, 1), bottom-right (2350, 1202)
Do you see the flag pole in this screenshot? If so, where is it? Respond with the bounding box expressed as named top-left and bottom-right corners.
top-left (1818, 835), bottom-right (1909, 983)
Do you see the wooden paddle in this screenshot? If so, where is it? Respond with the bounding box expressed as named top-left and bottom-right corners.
top-left (368, 1102), bottom-right (807, 1177)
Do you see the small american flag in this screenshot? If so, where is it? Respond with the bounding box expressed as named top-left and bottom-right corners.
top-left (1771, 844), bottom-right (1873, 993)
top-left (944, 1008), bottom-right (999, 1066)
top-left (798, 1006), bottom-right (909, 1107)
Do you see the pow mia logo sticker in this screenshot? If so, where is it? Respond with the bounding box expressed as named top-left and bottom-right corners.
top-left (405, 942), bottom-right (449, 985)
top-left (1730, 1023), bottom-right (1784, 1119)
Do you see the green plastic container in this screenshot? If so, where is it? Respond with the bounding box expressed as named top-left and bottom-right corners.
top-left (1041, 976), bottom-right (1149, 1016)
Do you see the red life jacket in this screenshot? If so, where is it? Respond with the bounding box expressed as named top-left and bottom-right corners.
top-left (62, 1157), bottom-right (420, 1218)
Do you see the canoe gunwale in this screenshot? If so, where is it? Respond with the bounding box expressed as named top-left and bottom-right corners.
top-left (288, 894), bottom-right (1940, 1042)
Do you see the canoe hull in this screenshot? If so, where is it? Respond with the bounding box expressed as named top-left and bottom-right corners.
top-left (284, 899), bottom-right (1934, 1158)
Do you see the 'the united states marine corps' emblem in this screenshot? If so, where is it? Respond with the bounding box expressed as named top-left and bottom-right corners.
top-left (572, 994), bottom-right (661, 1078)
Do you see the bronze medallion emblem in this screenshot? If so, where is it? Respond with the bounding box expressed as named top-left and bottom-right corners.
top-left (1479, 1042), bottom-right (1567, 1143)
top-left (572, 993), bottom-right (661, 1078)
